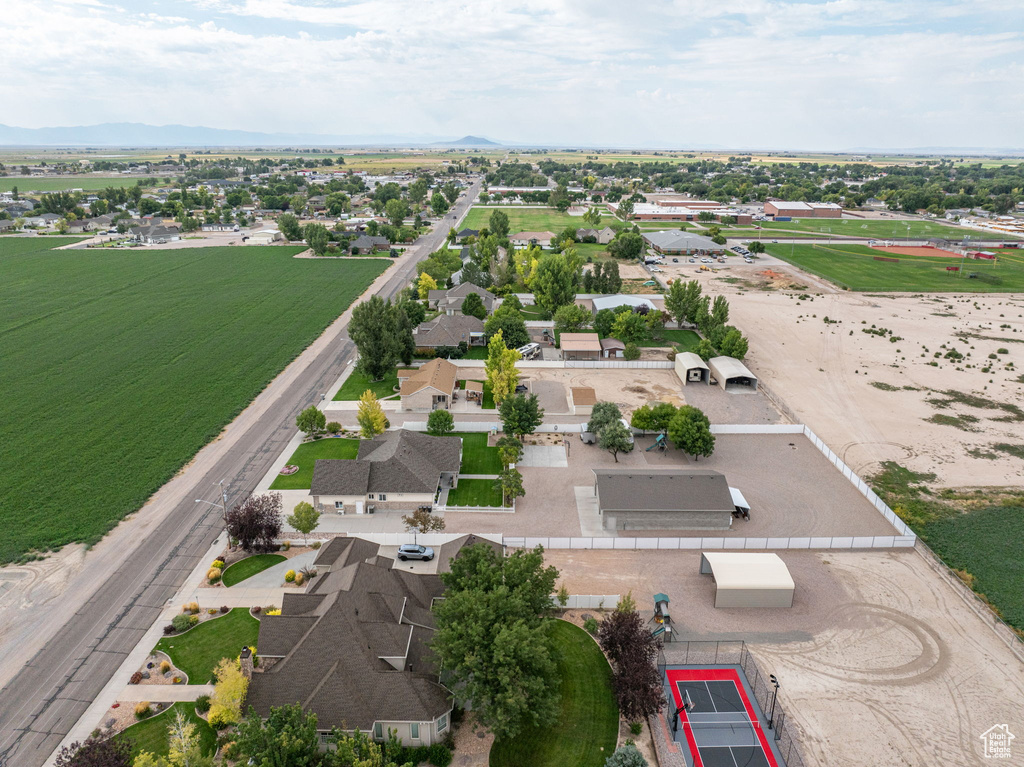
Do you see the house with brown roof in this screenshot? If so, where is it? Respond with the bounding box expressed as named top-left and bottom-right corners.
top-left (310, 429), bottom-right (462, 514)
top-left (558, 332), bottom-right (602, 361)
top-left (426, 282), bottom-right (497, 316)
top-left (399, 358), bottom-right (458, 412)
top-left (413, 315), bottom-right (485, 353)
top-left (246, 539), bottom-right (454, 746)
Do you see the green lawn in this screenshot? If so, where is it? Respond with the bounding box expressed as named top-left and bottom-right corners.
top-left (0, 176), bottom-right (149, 192)
top-left (490, 620), bottom-right (618, 767)
top-left (221, 554), bottom-right (287, 587)
top-left (0, 239), bottom-right (388, 564)
top-left (462, 207), bottom-right (617, 234)
top-left (270, 438), bottom-right (360, 490)
top-left (755, 218), bottom-right (1015, 241)
top-left (446, 478), bottom-right (505, 507)
top-left (117, 703), bottom-right (216, 760)
top-left (767, 243), bottom-right (1024, 293)
top-left (154, 608), bottom-right (260, 684)
top-left (642, 328), bottom-right (701, 352)
top-left (520, 304), bottom-right (550, 320)
top-left (453, 432), bottom-right (502, 474)
top-left (333, 368), bottom-right (399, 400)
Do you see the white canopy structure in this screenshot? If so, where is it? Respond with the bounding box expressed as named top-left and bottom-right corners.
top-left (708, 356), bottom-right (758, 392)
top-left (700, 552), bottom-right (794, 608)
top-left (675, 352), bottom-right (710, 385)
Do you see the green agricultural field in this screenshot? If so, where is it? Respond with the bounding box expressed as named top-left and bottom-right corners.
top-left (0, 240), bottom-right (388, 564)
top-left (754, 218), bottom-right (1015, 241)
top-left (766, 243), bottom-right (1024, 293)
top-left (0, 176), bottom-right (149, 192)
top-left (462, 207), bottom-right (616, 233)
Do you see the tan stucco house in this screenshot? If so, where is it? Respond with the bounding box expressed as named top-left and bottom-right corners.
top-left (399, 358), bottom-right (458, 412)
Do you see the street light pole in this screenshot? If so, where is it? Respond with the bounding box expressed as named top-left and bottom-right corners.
top-left (767, 674), bottom-right (780, 729)
top-left (195, 479), bottom-right (230, 537)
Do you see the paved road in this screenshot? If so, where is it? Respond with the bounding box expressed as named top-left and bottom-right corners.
top-left (0, 180), bottom-right (482, 767)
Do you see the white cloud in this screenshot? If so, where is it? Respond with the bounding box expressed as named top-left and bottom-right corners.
top-left (0, 0), bottom-right (1021, 147)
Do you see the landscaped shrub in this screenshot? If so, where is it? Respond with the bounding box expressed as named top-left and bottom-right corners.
top-left (171, 614), bottom-right (192, 632)
top-left (195, 695), bottom-right (211, 714)
top-left (327, 421), bottom-right (341, 434)
top-left (630, 721), bottom-right (643, 735)
top-left (284, 569), bottom-right (296, 583)
top-left (623, 342), bottom-right (641, 361)
top-left (583, 617), bottom-right (600, 635)
top-left (264, 608), bottom-right (281, 616)
top-left (282, 540), bottom-right (291, 551)
top-left (163, 624), bottom-right (175, 635)
top-left (208, 608), bottom-right (218, 615)
top-left (207, 706), bottom-right (235, 730)
top-left (294, 572), bottom-right (305, 586)
top-left (220, 605), bottom-right (229, 613)
top-left (134, 702), bottom-right (152, 720)
top-left (207, 568), bottom-right (222, 584)
top-left (129, 671), bottom-right (143, 685)
top-left (186, 601), bottom-right (200, 614)
top-left (311, 540), bottom-right (322, 549)
top-left (604, 743), bottom-right (648, 767)
top-left (173, 676), bottom-right (182, 684)
top-left (428, 743), bottom-right (453, 766)
top-left (252, 606), bottom-right (261, 614)
top-left (188, 614), bottom-right (199, 628)
top-left (211, 559), bottom-right (225, 569)
top-left (159, 660), bottom-right (171, 674)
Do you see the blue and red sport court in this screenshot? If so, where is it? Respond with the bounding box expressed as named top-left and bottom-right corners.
top-left (666, 668), bottom-right (781, 767)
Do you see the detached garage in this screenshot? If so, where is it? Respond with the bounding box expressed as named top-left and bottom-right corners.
top-left (708, 356), bottom-right (758, 392)
top-left (699, 552), bottom-right (794, 608)
top-left (675, 352), bottom-right (710, 385)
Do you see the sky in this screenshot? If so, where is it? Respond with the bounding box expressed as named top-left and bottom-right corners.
top-left (2, 0), bottom-right (1023, 150)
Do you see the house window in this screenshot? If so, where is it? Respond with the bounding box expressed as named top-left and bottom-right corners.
top-left (411, 723), bottom-right (419, 740)
top-left (378, 493), bottom-right (387, 502)
top-left (319, 733), bottom-right (332, 745)
top-left (373, 722), bottom-right (383, 740)
top-left (368, 494), bottom-right (375, 500)
top-left (334, 501), bottom-right (344, 510)
top-left (437, 713), bottom-right (448, 733)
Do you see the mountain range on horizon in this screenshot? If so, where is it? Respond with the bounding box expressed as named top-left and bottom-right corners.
top-left (0, 123), bottom-right (1021, 156)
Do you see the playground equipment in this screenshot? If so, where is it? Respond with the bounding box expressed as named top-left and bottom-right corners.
top-left (646, 433), bottom-right (668, 452)
top-left (650, 592), bottom-right (673, 640)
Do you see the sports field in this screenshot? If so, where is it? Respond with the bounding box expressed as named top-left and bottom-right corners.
top-left (752, 217), bottom-right (1014, 241)
top-left (0, 239), bottom-right (388, 564)
top-left (462, 206), bottom-right (617, 233)
top-left (766, 242), bottom-right (1024, 292)
top-left (0, 176), bottom-right (149, 192)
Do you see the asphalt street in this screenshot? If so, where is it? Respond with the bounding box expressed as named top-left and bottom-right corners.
top-left (0, 179), bottom-right (481, 767)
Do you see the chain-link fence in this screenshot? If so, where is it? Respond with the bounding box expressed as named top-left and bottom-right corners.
top-left (658, 640), bottom-right (808, 767)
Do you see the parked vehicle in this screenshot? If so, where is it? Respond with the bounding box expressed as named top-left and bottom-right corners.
top-left (672, 258), bottom-right (679, 263)
top-left (397, 544), bottom-right (434, 561)
top-left (516, 343), bottom-right (540, 360)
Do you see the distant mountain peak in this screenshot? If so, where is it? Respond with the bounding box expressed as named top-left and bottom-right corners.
top-left (434, 135), bottom-right (500, 147)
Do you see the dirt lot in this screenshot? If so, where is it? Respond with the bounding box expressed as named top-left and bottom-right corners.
top-left (681, 264), bottom-right (1024, 486)
top-left (547, 548), bottom-right (1024, 767)
top-left (446, 432), bottom-right (897, 539)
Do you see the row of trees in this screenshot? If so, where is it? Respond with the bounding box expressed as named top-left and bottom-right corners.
top-left (664, 279), bottom-right (749, 360)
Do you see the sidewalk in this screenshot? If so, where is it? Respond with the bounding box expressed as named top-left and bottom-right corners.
top-left (116, 684), bottom-right (214, 703)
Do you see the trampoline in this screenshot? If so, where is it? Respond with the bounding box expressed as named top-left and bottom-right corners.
top-left (666, 668), bottom-right (779, 767)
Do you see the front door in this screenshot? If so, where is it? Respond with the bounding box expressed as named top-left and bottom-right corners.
top-left (355, 500), bottom-right (364, 515)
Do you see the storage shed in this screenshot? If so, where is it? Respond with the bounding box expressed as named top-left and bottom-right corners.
top-left (569, 387), bottom-right (597, 416)
top-left (674, 352), bottom-right (710, 385)
top-left (699, 552), bottom-right (794, 608)
top-left (708, 356), bottom-right (758, 392)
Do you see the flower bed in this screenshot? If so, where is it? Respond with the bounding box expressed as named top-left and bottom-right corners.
top-left (278, 464), bottom-right (299, 475)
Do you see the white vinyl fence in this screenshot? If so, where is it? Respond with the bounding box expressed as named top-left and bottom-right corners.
top-left (505, 535), bottom-right (915, 551)
top-left (554, 594), bottom-right (620, 609)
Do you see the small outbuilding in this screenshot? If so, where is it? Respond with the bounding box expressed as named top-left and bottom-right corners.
top-left (568, 387), bottom-right (597, 416)
top-left (674, 352), bottom-right (710, 384)
top-left (559, 332), bottom-right (602, 361)
top-left (593, 467), bottom-right (736, 530)
top-left (600, 338), bottom-right (626, 358)
top-left (708, 356), bottom-right (758, 392)
top-left (699, 552), bottom-right (795, 608)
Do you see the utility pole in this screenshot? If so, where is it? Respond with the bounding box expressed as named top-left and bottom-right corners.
top-left (195, 478), bottom-right (231, 537)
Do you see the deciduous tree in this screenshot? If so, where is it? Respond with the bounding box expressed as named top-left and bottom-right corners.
top-left (278, 213), bottom-right (302, 242)
top-left (53, 737), bottom-right (132, 767)
top-left (553, 303), bottom-right (592, 337)
top-left (532, 254), bottom-right (578, 314)
top-left (426, 408), bottom-right (455, 436)
top-left (430, 192), bottom-right (449, 216)
top-left (667, 405), bottom-right (715, 460)
top-left (485, 330), bottom-right (522, 405)
top-left (488, 209), bottom-right (510, 238)
top-left (587, 401), bottom-right (623, 434)
top-left (302, 222), bottom-right (330, 255)
top-left (496, 435), bottom-right (524, 467)
top-left (402, 507), bottom-right (445, 535)
top-left (611, 310), bottom-right (650, 344)
top-left (417, 272), bottom-right (438, 300)
top-left (430, 545), bottom-right (559, 739)
top-left (499, 393), bottom-right (544, 439)
top-left (287, 501), bottom-right (320, 545)
top-left (357, 390), bottom-right (388, 438)
top-left (209, 658), bottom-right (248, 726)
top-left (296, 406), bottom-right (326, 438)
top-left (461, 292), bottom-right (487, 320)
top-left (226, 493), bottom-right (283, 553)
top-left (598, 599), bottom-right (664, 724)
top-left (349, 296), bottom-right (404, 381)
top-left (484, 306), bottom-right (530, 349)
top-left (235, 704), bottom-right (320, 767)
top-left (598, 420), bottom-right (634, 462)
top-left (494, 466), bottom-right (526, 506)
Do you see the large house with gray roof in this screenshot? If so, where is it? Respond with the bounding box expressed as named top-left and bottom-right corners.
top-left (413, 314), bottom-right (485, 353)
top-left (310, 429), bottom-right (462, 514)
top-left (426, 282), bottom-right (496, 316)
top-left (246, 537), bottom-right (464, 747)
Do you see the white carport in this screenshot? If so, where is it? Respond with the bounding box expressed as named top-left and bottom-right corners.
top-left (708, 356), bottom-right (758, 392)
top-left (674, 352), bottom-right (710, 385)
top-left (699, 552), bottom-right (794, 608)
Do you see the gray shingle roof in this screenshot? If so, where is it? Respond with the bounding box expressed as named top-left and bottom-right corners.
top-left (310, 430), bottom-right (461, 496)
top-left (414, 314), bottom-right (485, 347)
top-left (594, 468), bottom-right (734, 513)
